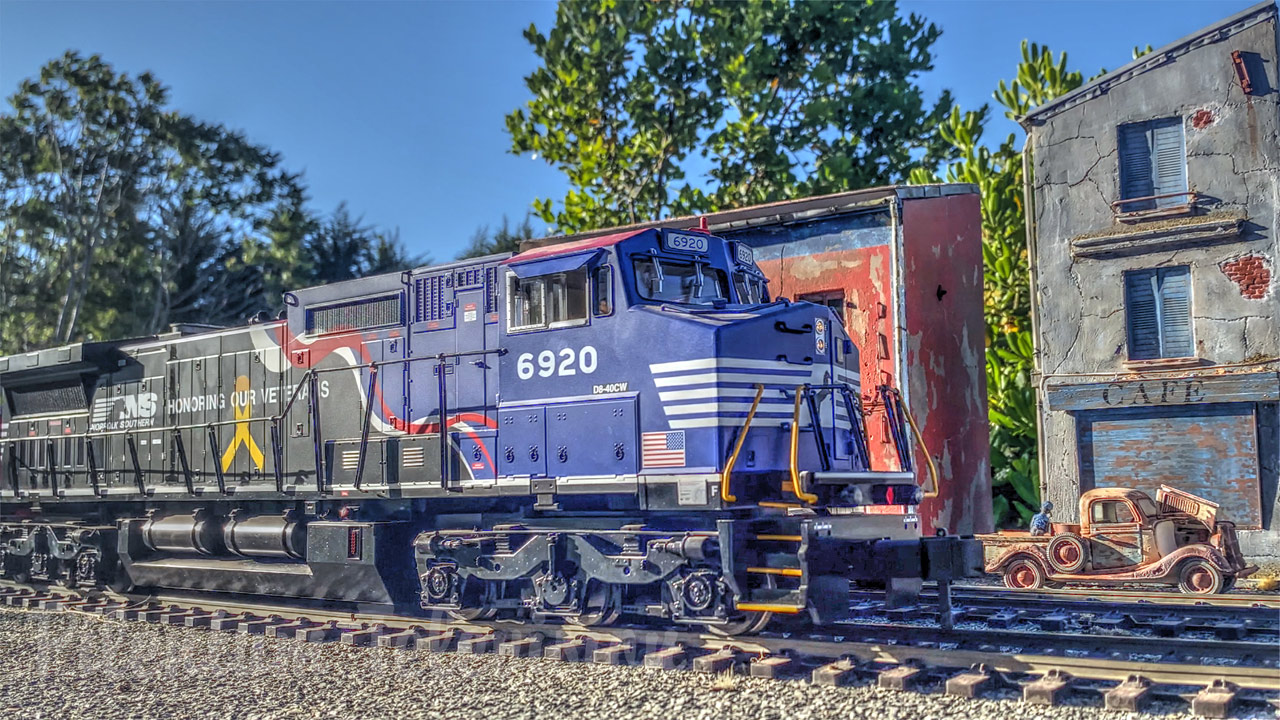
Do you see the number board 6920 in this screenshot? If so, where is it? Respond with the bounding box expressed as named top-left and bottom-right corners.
top-left (663, 231), bottom-right (709, 254)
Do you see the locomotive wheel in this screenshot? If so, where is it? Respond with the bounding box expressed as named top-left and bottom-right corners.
top-left (448, 607), bottom-right (498, 622)
top-left (707, 576), bottom-right (774, 636)
top-left (569, 581), bottom-right (620, 627)
top-left (1177, 559), bottom-right (1223, 595)
top-left (1002, 556), bottom-right (1046, 590)
top-left (707, 607), bottom-right (773, 636)
top-left (1046, 533), bottom-right (1087, 573)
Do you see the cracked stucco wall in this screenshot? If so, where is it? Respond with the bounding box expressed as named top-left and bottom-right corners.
top-left (1027, 15), bottom-right (1280, 563)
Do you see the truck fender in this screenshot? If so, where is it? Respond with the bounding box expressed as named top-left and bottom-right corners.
top-left (985, 544), bottom-right (1050, 575)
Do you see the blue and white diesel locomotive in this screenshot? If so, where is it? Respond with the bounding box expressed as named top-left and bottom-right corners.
top-left (0, 226), bottom-right (980, 631)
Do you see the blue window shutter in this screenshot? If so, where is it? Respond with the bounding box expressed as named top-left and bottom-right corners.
top-left (1150, 118), bottom-right (1187, 207)
top-left (1125, 266), bottom-right (1193, 360)
top-left (1157, 267), bottom-right (1193, 357)
top-left (1118, 124), bottom-right (1155, 209)
top-left (1125, 270), bottom-right (1161, 360)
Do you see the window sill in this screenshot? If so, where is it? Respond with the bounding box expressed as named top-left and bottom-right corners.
top-left (1071, 212), bottom-right (1246, 259)
top-left (1122, 356), bottom-right (1203, 371)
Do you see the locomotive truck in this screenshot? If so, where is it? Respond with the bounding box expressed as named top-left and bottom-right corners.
top-left (0, 226), bottom-right (981, 632)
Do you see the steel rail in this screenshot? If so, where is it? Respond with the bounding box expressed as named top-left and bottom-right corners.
top-left (3, 581), bottom-right (1274, 695)
top-left (949, 584), bottom-right (1280, 609)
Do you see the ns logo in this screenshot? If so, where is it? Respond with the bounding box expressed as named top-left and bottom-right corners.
top-left (90, 390), bottom-right (158, 430)
top-left (120, 393), bottom-right (158, 419)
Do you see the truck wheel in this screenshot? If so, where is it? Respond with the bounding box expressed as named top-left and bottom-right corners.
top-left (1177, 559), bottom-right (1224, 595)
top-left (1046, 533), bottom-right (1087, 573)
top-left (1003, 557), bottom-right (1045, 590)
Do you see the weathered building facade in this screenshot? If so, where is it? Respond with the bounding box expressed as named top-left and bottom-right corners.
top-left (1022, 1), bottom-right (1280, 563)
top-left (531, 185), bottom-right (993, 536)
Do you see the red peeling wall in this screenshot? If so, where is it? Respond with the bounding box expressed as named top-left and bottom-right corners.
top-left (754, 244), bottom-right (902, 471)
top-left (902, 194), bottom-right (992, 534)
top-left (744, 192), bottom-right (992, 535)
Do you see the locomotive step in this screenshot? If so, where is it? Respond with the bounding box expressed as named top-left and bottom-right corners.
top-left (738, 588), bottom-right (806, 614)
top-left (746, 567), bottom-right (803, 577)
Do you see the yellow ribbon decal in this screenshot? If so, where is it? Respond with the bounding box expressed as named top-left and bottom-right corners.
top-left (221, 375), bottom-right (264, 472)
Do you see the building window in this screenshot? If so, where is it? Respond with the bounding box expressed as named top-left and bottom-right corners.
top-left (1125, 266), bottom-right (1193, 360)
top-left (1117, 117), bottom-right (1187, 211)
top-left (798, 290), bottom-right (845, 325)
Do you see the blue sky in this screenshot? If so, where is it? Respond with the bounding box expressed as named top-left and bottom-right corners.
top-left (0, 0), bottom-right (1263, 261)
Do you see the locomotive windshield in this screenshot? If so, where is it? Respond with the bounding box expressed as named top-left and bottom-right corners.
top-left (634, 257), bottom-right (731, 305)
top-left (733, 271), bottom-right (767, 304)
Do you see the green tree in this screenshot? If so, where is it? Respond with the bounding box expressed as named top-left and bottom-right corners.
top-left (459, 213), bottom-right (538, 259)
top-left (305, 203), bottom-right (421, 285)
top-left (0, 51), bottom-right (300, 351)
top-left (508, 0), bottom-right (957, 233)
top-left (910, 42), bottom-right (1086, 526)
top-left (0, 53), bottom-right (421, 354)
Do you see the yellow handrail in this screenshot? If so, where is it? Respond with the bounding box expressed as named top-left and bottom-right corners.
top-left (901, 397), bottom-right (940, 499)
top-left (721, 384), bottom-right (765, 503)
top-left (788, 387), bottom-right (819, 504)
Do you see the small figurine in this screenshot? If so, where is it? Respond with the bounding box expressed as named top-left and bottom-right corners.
top-left (1029, 501), bottom-right (1053, 536)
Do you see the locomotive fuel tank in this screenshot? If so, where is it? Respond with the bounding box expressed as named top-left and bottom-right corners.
top-left (223, 512), bottom-right (306, 560)
top-left (141, 512), bottom-right (220, 556)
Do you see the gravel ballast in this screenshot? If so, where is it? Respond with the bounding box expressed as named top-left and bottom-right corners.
top-left (0, 606), bottom-right (1251, 720)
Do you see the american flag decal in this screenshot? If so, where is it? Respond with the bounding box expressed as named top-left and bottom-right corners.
top-left (642, 430), bottom-right (686, 468)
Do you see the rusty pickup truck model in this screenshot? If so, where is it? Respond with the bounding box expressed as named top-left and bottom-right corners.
top-left (979, 485), bottom-right (1256, 594)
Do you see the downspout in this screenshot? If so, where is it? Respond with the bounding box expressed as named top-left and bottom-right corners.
top-left (1019, 117), bottom-right (1050, 514)
top-left (887, 194), bottom-right (912, 471)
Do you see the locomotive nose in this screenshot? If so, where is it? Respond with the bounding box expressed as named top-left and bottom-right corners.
top-left (713, 301), bottom-right (853, 375)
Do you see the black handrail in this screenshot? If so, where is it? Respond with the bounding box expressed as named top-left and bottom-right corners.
top-left (206, 425), bottom-right (227, 495)
top-left (353, 363), bottom-right (379, 491)
top-left (45, 439), bottom-right (58, 496)
top-left (172, 429), bottom-right (195, 494)
top-left (125, 434), bottom-right (146, 495)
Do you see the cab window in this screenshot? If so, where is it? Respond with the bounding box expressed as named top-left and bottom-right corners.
top-left (634, 257), bottom-right (730, 305)
top-left (1090, 500), bottom-right (1135, 524)
top-left (593, 266), bottom-right (613, 316)
top-left (507, 269), bottom-right (588, 332)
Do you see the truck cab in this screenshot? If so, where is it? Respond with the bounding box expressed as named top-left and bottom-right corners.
top-left (979, 485), bottom-right (1255, 594)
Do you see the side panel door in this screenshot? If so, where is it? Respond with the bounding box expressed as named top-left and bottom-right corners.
top-left (498, 406), bottom-right (546, 478)
top-left (454, 287), bottom-right (488, 413)
top-left (545, 398), bottom-right (638, 478)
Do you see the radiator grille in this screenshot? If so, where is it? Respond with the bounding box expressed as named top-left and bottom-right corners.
top-left (415, 275), bottom-right (449, 323)
top-left (485, 266), bottom-right (500, 314)
top-left (340, 450), bottom-right (360, 471)
top-left (1162, 493), bottom-right (1196, 516)
top-left (402, 446), bottom-right (426, 469)
top-left (306, 294), bottom-right (403, 335)
top-left (7, 379), bottom-right (88, 417)
top-left (455, 267), bottom-right (484, 289)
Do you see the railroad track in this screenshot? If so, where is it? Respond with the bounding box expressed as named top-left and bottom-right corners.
top-left (950, 583), bottom-right (1280, 609)
top-left (848, 584), bottom-right (1280, 642)
top-left (2, 581), bottom-right (1276, 718)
